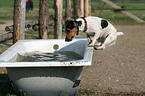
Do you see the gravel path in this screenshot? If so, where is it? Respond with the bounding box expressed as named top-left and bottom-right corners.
top-left (80, 25), bottom-right (145, 95)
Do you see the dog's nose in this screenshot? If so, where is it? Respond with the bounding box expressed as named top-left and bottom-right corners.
top-left (65, 39), bottom-right (71, 42)
top-left (65, 37), bottom-right (72, 42)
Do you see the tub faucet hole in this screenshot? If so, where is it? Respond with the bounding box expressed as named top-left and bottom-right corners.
top-left (53, 44), bottom-right (59, 50)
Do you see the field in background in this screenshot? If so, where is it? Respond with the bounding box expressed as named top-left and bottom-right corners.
top-left (0, 0), bottom-right (145, 25)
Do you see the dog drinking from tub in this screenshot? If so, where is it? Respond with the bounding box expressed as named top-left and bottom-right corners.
top-left (65, 16), bottom-right (123, 50)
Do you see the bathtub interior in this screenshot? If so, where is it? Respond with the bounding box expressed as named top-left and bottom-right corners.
top-left (0, 39), bottom-right (93, 67)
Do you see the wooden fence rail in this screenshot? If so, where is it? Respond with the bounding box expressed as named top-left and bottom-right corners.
top-left (0, 32), bottom-right (13, 42)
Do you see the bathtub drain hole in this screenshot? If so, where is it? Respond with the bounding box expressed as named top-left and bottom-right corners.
top-left (53, 44), bottom-right (59, 50)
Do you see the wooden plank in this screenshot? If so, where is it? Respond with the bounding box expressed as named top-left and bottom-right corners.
top-left (54, 0), bottom-right (62, 39)
top-left (80, 0), bottom-right (84, 17)
top-left (0, 32), bottom-right (12, 42)
top-left (39, 0), bottom-right (49, 39)
top-left (73, 0), bottom-right (80, 19)
top-left (13, 0), bottom-right (21, 44)
top-left (88, 0), bottom-right (91, 16)
top-left (65, 0), bottom-right (71, 20)
top-left (20, 0), bottom-right (26, 40)
top-left (101, 0), bottom-right (145, 23)
top-left (85, 0), bottom-right (89, 17)
top-left (98, 3), bottom-right (106, 16)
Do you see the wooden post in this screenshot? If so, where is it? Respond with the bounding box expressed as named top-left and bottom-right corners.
top-left (80, 0), bottom-right (84, 17)
top-left (39, 0), bottom-right (49, 39)
top-left (65, 0), bottom-right (71, 20)
top-left (73, 0), bottom-right (80, 19)
top-left (13, 0), bottom-right (21, 44)
top-left (85, 0), bottom-right (89, 17)
top-left (54, 0), bottom-right (63, 39)
top-left (88, 0), bottom-right (91, 16)
top-left (20, 0), bottom-right (26, 40)
top-left (13, 0), bottom-right (26, 44)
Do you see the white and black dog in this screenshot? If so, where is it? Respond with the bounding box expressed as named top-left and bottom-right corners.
top-left (65, 16), bottom-right (123, 50)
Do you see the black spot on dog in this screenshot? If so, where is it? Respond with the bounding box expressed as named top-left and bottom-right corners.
top-left (101, 19), bottom-right (108, 29)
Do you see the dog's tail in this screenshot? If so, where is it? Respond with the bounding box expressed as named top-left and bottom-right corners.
top-left (117, 32), bottom-right (124, 36)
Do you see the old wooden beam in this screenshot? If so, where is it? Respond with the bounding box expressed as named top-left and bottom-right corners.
top-left (39, 0), bottom-right (49, 39)
top-left (80, 0), bottom-right (84, 17)
top-left (101, 0), bottom-right (145, 23)
top-left (54, 0), bottom-right (63, 39)
top-left (65, 0), bottom-right (72, 20)
top-left (88, 0), bottom-right (91, 16)
top-left (19, 0), bottom-right (26, 40)
top-left (13, 0), bottom-right (26, 44)
top-left (5, 25), bottom-right (14, 32)
top-left (73, 0), bottom-right (80, 19)
top-left (13, 0), bottom-right (21, 43)
top-left (98, 3), bottom-right (106, 17)
top-left (0, 32), bottom-right (13, 42)
top-left (85, 0), bottom-right (89, 17)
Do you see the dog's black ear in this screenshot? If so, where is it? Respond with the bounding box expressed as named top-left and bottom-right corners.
top-left (77, 21), bottom-right (82, 26)
top-left (65, 20), bottom-right (72, 25)
top-left (66, 20), bottom-right (75, 29)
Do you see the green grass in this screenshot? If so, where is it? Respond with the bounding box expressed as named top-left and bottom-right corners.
top-left (0, 0), bottom-right (145, 25)
top-left (91, 0), bottom-right (145, 25)
top-left (0, 21), bottom-right (5, 24)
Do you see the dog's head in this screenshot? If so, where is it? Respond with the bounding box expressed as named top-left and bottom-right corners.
top-left (65, 20), bottom-right (82, 41)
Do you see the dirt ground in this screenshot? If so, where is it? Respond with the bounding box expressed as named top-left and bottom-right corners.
top-left (80, 25), bottom-right (145, 95)
top-left (0, 24), bottom-right (145, 95)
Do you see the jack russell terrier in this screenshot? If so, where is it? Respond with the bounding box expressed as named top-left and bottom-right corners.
top-left (65, 16), bottom-right (123, 50)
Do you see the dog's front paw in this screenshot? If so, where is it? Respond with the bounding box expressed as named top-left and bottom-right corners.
top-left (88, 44), bottom-right (94, 47)
top-left (94, 45), bottom-right (105, 50)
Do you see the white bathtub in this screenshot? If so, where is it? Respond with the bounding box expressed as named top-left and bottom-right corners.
top-left (0, 39), bottom-right (93, 96)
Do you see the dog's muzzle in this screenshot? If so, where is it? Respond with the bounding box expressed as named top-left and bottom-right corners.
top-left (65, 36), bottom-right (74, 42)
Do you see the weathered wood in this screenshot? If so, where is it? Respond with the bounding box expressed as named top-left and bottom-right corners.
top-left (32, 25), bottom-right (39, 31)
top-left (0, 32), bottom-right (13, 42)
top-left (5, 25), bottom-right (14, 32)
top-left (5, 20), bottom-right (38, 31)
top-left (13, 0), bottom-right (21, 44)
top-left (101, 0), bottom-right (145, 23)
top-left (92, 8), bottom-right (145, 11)
top-left (54, 0), bottom-right (63, 39)
top-left (88, 0), bottom-right (91, 16)
top-left (65, 0), bottom-right (72, 20)
top-left (32, 20), bottom-right (54, 31)
top-left (26, 20), bottom-right (38, 29)
top-left (80, 0), bottom-right (84, 17)
top-left (16, 23), bottom-right (20, 42)
top-left (19, 0), bottom-right (26, 40)
top-left (85, 0), bottom-right (89, 17)
top-left (39, 0), bottom-right (49, 39)
top-left (98, 3), bottom-right (106, 17)
top-left (73, 0), bottom-right (80, 19)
